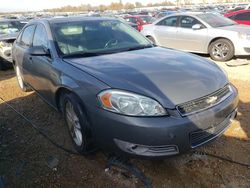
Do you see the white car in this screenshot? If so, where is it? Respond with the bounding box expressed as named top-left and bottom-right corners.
top-left (0, 19), bottom-right (26, 69)
top-left (141, 12), bottom-right (250, 61)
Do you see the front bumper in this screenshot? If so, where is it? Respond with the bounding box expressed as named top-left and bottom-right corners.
top-left (88, 85), bottom-right (239, 158)
top-left (234, 39), bottom-right (250, 56)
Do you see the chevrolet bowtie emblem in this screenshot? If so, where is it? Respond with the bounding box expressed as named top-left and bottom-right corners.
top-left (206, 96), bottom-right (218, 105)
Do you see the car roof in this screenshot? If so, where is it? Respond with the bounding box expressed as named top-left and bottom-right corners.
top-left (30, 16), bottom-right (117, 24)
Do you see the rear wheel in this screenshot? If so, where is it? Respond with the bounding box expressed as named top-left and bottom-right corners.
top-left (209, 39), bottom-right (234, 62)
top-left (15, 65), bottom-right (31, 92)
top-left (0, 62), bottom-right (5, 70)
top-left (147, 36), bottom-right (156, 45)
top-left (61, 93), bottom-right (95, 154)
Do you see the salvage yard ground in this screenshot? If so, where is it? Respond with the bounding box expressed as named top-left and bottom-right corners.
top-left (0, 57), bottom-right (249, 188)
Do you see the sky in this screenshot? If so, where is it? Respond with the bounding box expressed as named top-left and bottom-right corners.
top-left (0, 0), bottom-right (174, 12)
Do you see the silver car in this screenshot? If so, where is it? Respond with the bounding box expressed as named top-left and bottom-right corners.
top-left (142, 12), bottom-right (250, 61)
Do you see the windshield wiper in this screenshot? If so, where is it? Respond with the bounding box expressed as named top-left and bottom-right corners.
top-left (62, 51), bottom-right (106, 58)
top-left (125, 44), bottom-right (154, 51)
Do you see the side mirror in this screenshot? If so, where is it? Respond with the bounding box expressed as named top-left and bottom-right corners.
top-left (28, 46), bottom-right (50, 56)
top-left (192, 24), bottom-right (202, 30)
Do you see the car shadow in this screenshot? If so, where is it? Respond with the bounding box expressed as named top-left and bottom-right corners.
top-left (0, 93), bottom-right (249, 187)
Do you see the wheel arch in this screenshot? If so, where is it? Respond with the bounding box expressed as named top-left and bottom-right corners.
top-left (208, 37), bottom-right (235, 53)
top-left (55, 87), bottom-right (86, 113)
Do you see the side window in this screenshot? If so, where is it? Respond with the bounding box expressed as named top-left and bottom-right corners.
top-left (235, 12), bottom-right (250, 21)
top-left (180, 16), bottom-right (203, 29)
top-left (156, 16), bottom-right (178, 27)
top-left (20, 25), bottom-right (35, 47)
top-left (33, 24), bottom-right (48, 48)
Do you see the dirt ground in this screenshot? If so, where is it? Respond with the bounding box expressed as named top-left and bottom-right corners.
top-left (0, 57), bottom-right (249, 188)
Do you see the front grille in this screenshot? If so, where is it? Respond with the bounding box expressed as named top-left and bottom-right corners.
top-left (177, 85), bottom-right (232, 116)
top-left (190, 109), bottom-right (236, 148)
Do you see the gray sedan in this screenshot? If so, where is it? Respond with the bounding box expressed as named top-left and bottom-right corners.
top-left (142, 12), bottom-right (250, 61)
top-left (12, 17), bottom-right (238, 158)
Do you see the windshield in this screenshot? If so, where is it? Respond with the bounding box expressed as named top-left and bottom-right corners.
top-left (197, 13), bottom-right (236, 28)
top-left (140, 16), bottom-right (153, 24)
top-left (51, 19), bottom-right (152, 57)
top-left (0, 21), bottom-right (25, 35)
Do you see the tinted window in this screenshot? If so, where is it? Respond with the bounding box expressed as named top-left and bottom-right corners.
top-left (157, 16), bottom-right (178, 27)
top-left (33, 24), bottom-right (48, 48)
top-left (180, 16), bottom-right (202, 28)
top-left (235, 12), bottom-right (250, 21)
top-left (20, 25), bottom-right (35, 47)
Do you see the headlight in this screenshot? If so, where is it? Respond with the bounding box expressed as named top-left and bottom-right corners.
top-left (98, 90), bottom-right (167, 116)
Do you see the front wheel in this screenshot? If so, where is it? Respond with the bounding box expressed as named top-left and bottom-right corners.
top-left (0, 61), bottom-right (5, 70)
top-left (209, 39), bottom-right (234, 62)
top-left (61, 93), bottom-right (95, 154)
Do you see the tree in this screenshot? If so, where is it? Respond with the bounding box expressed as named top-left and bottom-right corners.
top-left (135, 2), bottom-right (143, 8)
top-left (124, 3), bottom-right (135, 10)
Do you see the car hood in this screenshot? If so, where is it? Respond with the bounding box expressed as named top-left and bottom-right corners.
top-left (65, 47), bottom-right (228, 108)
top-left (218, 24), bottom-right (250, 34)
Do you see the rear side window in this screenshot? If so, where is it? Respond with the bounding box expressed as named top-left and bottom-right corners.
top-left (33, 24), bottom-right (48, 48)
top-left (157, 16), bottom-right (178, 27)
top-left (235, 12), bottom-right (250, 21)
top-left (20, 25), bottom-right (35, 47)
top-left (180, 16), bottom-right (202, 29)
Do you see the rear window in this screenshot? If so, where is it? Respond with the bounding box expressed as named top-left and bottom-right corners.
top-left (197, 13), bottom-right (236, 27)
top-left (140, 16), bottom-right (153, 24)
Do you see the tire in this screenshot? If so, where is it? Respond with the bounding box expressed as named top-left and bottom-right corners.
top-left (209, 39), bottom-right (234, 62)
top-left (61, 93), bottom-right (95, 154)
top-left (15, 65), bottom-right (31, 92)
top-left (0, 61), bottom-right (5, 70)
top-left (147, 36), bottom-right (156, 45)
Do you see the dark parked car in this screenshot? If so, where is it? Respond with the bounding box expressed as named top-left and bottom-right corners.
top-left (0, 19), bottom-right (27, 69)
top-left (12, 17), bottom-right (238, 158)
top-left (225, 9), bottom-right (250, 25)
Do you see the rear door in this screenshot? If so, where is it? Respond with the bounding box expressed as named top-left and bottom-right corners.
top-left (26, 24), bottom-right (55, 103)
top-left (175, 16), bottom-right (208, 53)
top-left (154, 16), bottom-right (180, 48)
top-left (13, 24), bottom-right (36, 82)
